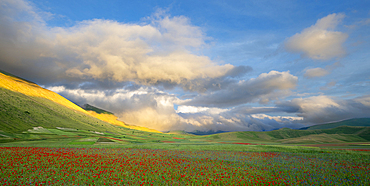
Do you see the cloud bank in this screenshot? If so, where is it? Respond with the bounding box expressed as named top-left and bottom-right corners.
top-left (285, 13), bottom-right (348, 60)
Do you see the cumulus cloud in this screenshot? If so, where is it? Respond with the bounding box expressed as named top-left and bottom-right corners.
top-left (0, 0), bottom-right (241, 90)
top-left (304, 67), bottom-right (329, 78)
top-left (183, 71), bottom-right (298, 107)
top-left (285, 13), bottom-right (348, 60)
top-left (277, 95), bottom-right (370, 124)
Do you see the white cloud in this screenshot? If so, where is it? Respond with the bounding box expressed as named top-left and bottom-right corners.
top-left (304, 67), bottom-right (329, 78)
top-left (285, 13), bottom-right (348, 60)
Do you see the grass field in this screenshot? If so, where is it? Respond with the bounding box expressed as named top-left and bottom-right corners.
top-left (0, 144), bottom-right (369, 185)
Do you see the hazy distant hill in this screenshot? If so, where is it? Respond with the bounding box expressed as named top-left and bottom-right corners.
top-left (300, 118), bottom-right (370, 130)
top-left (81, 104), bottom-right (114, 115)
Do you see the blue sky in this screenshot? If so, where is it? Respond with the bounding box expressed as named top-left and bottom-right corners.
top-left (1, 0), bottom-right (370, 132)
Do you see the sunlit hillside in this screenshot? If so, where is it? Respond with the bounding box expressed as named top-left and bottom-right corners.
top-left (0, 71), bottom-right (160, 133)
top-left (0, 72), bottom-right (88, 114)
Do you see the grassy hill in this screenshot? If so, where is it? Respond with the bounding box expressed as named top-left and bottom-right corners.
top-left (300, 118), bottom-right (370, 130)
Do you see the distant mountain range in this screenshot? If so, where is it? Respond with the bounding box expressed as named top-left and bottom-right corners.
top-left (300, 118), bottom-right (370, 130)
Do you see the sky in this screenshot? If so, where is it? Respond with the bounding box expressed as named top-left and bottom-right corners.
top-left (1, 0), bottom-right (370, 132)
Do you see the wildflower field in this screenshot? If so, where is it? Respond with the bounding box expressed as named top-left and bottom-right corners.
top-left (0, 146), bottom-right (369, 185)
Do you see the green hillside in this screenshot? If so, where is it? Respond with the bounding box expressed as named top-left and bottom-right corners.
top-left (301, 118), bottom-right (370, 130)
